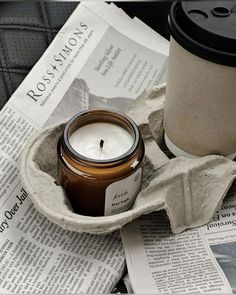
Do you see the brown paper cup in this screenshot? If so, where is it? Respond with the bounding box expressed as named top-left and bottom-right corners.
top-left (164, 2), bottom-right (236, 158)
top-left (164, 38), bottom-right (236, 157)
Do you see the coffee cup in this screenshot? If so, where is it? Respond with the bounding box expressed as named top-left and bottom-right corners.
top-left (164, 1), bottom-right (236, 159)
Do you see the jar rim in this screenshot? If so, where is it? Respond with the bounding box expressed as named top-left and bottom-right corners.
top-left (61, 109), bottom-right (141, 165)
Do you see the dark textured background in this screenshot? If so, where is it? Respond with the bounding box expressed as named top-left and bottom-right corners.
top-left (0, 2), bottom-right (170, 110)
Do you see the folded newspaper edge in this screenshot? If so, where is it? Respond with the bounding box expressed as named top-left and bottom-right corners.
top-left (20, 86), bottom-right (236, 234)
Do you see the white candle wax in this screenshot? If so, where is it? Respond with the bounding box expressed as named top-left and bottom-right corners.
top-left (69, 122), bottom-right (134, 160)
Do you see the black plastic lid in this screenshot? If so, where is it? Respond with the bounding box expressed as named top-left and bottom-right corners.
top-left (169, 1), bottom-right (236, 66)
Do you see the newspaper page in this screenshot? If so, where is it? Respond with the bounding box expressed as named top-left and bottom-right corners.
top-left (108, 3), bottom-right (169, 56)
top-left (133, 17), bottom-right (169, 56)
top-left (121, 183), bottom-right (236, 294)
top-left (0, 2), bottom-right (168, 293)
top-left (199, 183), bottom-right (236, 293)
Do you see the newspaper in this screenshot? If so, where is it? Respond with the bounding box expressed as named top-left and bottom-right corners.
top-left (121, 182), bottom-right (236, 294)
top-left (0, 2), bottom-right (168, 293)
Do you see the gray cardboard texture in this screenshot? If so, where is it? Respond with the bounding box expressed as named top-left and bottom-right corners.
top-left (20, 85), bottom-right (236, 234)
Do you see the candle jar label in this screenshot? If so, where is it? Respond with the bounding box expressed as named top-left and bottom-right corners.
top-left (104, 168), bottom-right (142, 216)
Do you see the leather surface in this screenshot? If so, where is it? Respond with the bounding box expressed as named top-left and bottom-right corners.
top-left (0, 2), bottom-right (78, 109)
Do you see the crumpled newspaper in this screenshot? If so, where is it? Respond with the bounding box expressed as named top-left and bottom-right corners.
top-left (20, 85), bottom-right (236, 234)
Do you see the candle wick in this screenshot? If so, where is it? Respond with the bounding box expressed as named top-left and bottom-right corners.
top-left (100, 139), bottom-right (104, 149)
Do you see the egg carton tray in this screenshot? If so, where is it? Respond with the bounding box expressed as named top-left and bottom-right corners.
top-left (19, 84), bottom-right (236, 234)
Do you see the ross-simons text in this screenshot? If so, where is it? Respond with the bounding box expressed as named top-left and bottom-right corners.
top-left (26, 22), bottom-right (88, 102)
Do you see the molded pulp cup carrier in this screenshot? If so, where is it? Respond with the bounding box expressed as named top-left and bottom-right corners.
top-left (164, 1), bottom-right (236, 159)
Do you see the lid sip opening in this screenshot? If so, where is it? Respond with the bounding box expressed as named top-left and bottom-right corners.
top-left (169, 1), bottom-right (236, 66)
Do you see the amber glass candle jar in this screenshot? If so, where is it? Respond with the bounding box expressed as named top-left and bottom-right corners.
top-left (58, 109), bottom-right (144, 217)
